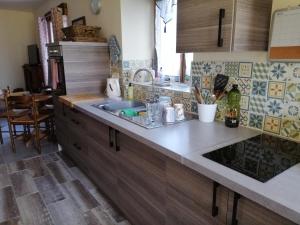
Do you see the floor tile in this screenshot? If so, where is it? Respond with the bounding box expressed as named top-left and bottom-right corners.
top-left (34, 175), bottom-right (65, 205)
top-left (6, 161), bottom-right (25, 174)
top-left (0, 174), bottom-right (11, 190)
top-left (60, 180), bottom-right (99, 213)
top-left (46, 161), bottom-right (74, 184)
top-left (0, 186), bottom-right (20, 223)
top-left (10, 170), bottom-right (38, 198)
top-left (0, 218), bottom-right (23, 225)
top-left (84, 207), bottom-right (115, 225)
top-left (17, 193), bottom-right (54, 225)
top-left (23, 157), bottom-right (49, 178)
top-left (48, 198), bottom-right (87, 225)
top-left (69, 167), bottom-right (96, 190)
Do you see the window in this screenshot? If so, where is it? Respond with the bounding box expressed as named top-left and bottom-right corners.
top-left (155, 0), bottom-right (193, 83)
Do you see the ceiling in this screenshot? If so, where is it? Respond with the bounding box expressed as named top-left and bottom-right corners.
top-left (0, 0), bottom-right (44, 11)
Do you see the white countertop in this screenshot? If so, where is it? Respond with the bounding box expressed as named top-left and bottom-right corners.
top-left (73, 99), bottom-right (300, 224)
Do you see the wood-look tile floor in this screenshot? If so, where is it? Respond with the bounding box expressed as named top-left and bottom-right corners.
top-left (0, 122), bottom-right (131, 225)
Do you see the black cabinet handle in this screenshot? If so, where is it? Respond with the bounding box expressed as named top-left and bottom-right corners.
top-left (218, 8), bottom-right (225, 47)
top-left (73, 143), bottom-right (82, 151)
top-left (212, 182), bottom-right (220, 217)
top-left (115, 130), bottom-right (120, 152)
top-left (71, 118), bottom-right (80, 125)
top-left (109, 127), bottom-right (114, 147)
top-left (231, 193), bottom-right (241, 225)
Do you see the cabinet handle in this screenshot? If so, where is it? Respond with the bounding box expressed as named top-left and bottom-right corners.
top-left (115, 130), bottom-right (120, 152)
top-left (218, 8), bottom-right (225, 47)
top-left (71, 118), bottom-right (80, 125)
top-left (109, 127), bottom-right (114, 147)
top-left (212, 182), bottom-right (220, 217)
top-left (231, 193), bottom-right (241, 225)
top-left (73, 143), bottom-right (82, 151)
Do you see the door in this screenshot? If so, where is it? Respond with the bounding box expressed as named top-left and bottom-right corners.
top-left (177, 0), bottom-right (234, 52)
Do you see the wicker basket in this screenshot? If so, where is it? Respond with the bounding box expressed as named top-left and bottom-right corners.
top-left (62, 25), bottom-right (101, 38)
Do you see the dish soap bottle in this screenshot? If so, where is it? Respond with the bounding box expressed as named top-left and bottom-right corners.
top-left (225, 84), bottom-right (241, 128)
top-left (127, 83), bottom-right (134, 100)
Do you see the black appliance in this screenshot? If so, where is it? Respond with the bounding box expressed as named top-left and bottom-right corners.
top-left (203, 134), bottom-right (300, 182)
top-left (28, 44), bottom-right (40, 65)
top-left (47, 44), bottom-right (66, 95)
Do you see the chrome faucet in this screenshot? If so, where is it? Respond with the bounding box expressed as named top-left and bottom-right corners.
top-left (133, 68), bottom-right (157, 100)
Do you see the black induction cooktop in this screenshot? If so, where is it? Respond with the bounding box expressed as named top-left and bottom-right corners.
top-left (203, 134), bottom-right (300, 182)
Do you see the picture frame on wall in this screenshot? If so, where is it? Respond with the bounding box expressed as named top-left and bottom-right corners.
top-left (72, 16), bottom-right (86, 25)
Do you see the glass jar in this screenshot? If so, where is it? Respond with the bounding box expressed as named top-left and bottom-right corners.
top-left (225, 84), bottom-right (241, 128)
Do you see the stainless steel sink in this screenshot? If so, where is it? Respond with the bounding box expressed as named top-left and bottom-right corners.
top-left (92, 100), bottom-right (146, 115)
top-left (92, 99), bottom-right (191, 129)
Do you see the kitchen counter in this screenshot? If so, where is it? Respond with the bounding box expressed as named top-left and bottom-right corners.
top-left (60, 96), bottom-right (300, 224)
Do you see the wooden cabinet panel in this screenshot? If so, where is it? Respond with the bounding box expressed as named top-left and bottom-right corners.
top-left (177, 0), bottom-right (272, 52)
top-left (233, 0), bottom-right (272, 51)
top-left (117, 132), bottom-right (167, 225)
top-left (166, 159), bottom-right (228, 225)
top-left (227, 192), bottom-right (297, 225)
top-left (177, 0), bottom-right (234, 52)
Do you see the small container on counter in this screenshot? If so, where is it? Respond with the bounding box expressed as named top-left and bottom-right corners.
top-left (174, 103), bottom-right (185, 121)
top-left (165, 106), bottom-right (175, 123)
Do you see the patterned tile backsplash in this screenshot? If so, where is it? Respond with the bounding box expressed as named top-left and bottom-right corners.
top-left (123, 60), bottom-right (300, 142)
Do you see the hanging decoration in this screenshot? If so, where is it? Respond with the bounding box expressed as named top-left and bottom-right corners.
top-left (156, 0), bottom-right (177, 33)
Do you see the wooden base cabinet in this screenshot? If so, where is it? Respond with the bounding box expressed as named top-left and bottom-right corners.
top-left (116, 132), bottom-right (167, 225)
top-left (55, 102), bottom-right (297, 225)
top-left (227, 192), bottom-right (297, 225)
top-left (166, 159), bottom-right (228, 225)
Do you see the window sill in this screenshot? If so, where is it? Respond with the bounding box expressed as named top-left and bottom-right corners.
top-left (132, 82), bottom-right (191, 93)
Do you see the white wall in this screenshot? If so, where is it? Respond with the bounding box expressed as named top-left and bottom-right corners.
top-left (0, 9), bottom-right (36, 89)
top-left (35, 0), bottom-right (122, 46)
top-left (121, 0), bottom-right (154, 61)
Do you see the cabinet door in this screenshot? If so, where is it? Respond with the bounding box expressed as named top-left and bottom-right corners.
top-left (166, 159), bottom-right (228, 225)
top-left (177, 0), bottom-right (234, 52)
top-left (227, 192), bottom-right (297, 225)
top-left (87, 123), bottom-right (118, 203)
top-left (116, 132), bottom-right (167, 225)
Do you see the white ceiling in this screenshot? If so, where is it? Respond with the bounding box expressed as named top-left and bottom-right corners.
top-left (0, 0), bottom-right (44, 11)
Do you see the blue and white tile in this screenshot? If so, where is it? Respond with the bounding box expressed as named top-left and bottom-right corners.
top-left (191, 101), bottom-right (198, 114)
top-left (283, 102), bottom-right (300, 120)
top-left (288, 63), bottom-right (300, 82)
top-left (236, 78), bottom-right (251, 95)
top-left (249, 96), bottom-right (267, 114)
top-left (268, 62), bottom-right (290, 81)
top-left (200, 61), bottom-right (214, 76)
top-left (191, 62), bottom-right (202, 76)
top-left (225, 62), bottom-right (239, 77)
top-left (252, 62), bottom-right (270, 80)
top-left (214, 61), bottom-right (225, 75)
top-left (249, 113), bottom-right (264, 130)
top-left (251, 80), bottom-right (268, 97)
top-left (265, 98), bottom-right (284, 117)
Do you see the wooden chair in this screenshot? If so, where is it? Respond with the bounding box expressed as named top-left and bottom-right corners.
top-left (4, 93), bottom-right (53, 153)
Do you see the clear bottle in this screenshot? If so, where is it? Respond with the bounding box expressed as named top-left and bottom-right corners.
top-left (127, 83), bottom-right (133, 100)
top-left (225, 84), bottom-right (241, 128)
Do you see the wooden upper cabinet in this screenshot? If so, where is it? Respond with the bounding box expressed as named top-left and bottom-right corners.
top-left (176, 0), bottom-right (273, 52)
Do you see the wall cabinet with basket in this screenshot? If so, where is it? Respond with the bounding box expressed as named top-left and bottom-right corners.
top-left (176, 0), bottom-right (273, 53)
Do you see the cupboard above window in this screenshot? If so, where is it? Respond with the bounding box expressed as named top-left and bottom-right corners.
top-left (176, 0), bottom-right (273, 53)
